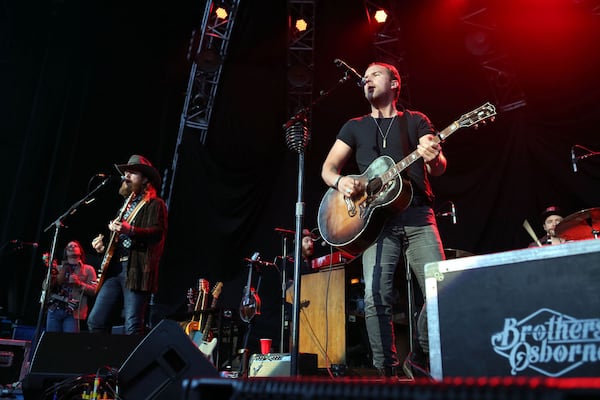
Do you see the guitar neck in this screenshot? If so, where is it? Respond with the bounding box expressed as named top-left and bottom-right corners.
top-left (380, 121), bottom-right (460, 187)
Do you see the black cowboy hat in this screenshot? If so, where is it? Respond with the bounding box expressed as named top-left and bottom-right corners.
top-left (540, 205), bottom-right (563, 223)
top-left (114, 154), bottom-right (161, 189)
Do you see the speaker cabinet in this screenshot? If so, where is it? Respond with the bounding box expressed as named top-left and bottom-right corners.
top-left (22, 331), bottom-right (141, 399)
top-left (298, 266), bottom-right (346, 368)
top-left (118, 319), bottom-right (218, 399)
top-left (426, 239), bottom-right (600, 380)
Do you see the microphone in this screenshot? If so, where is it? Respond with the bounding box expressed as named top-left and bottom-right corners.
top-left (10, 240), bottom-right (39, 248)
top-left (571, 147), bottom-right (578, 173)
top-left (95, 174), bottom-right (125, 183)
top-left (274, 228), bottom-right (295, 237)
top-left (285, 121), bottom-right (309, 153)
top-left (334, 58), bottom-right (366, 87)
top-left (451, 201), bottom-right (457, 225)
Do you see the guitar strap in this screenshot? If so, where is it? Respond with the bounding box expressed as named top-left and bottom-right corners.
top-left (398, 111), bottom-right (412, 179)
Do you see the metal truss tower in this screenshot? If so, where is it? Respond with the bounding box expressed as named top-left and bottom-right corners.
top-left (164, 0), bottom-right (241, 208)
top-left (286, 0), bottom-right (316, 133)
top-left (461, 6), bottom-right (527, 113)
top-left (364, 0), bottom-right (412, 108)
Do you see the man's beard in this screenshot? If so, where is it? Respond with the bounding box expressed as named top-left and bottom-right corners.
top-left (118, 180), bottom-right (143, 197)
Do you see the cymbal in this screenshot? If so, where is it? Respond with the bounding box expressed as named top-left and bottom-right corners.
top-left (444, 248), bottom-right (474, 259)
top-left (555, 208), bottom-right (600, 241)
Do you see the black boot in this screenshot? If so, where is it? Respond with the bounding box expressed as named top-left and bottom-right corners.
top-left (401, 348), bottom-right (430, 380)
top-left (376, 365), bottom-right (398, 379)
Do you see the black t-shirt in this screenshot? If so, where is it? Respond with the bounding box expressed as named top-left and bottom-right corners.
top-left (337, 109), bottom-right (437, 226)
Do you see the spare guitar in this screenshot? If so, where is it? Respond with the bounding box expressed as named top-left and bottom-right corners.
top-left (318, 102), bottom-right (497, 255)
top-left (198, 281), bottom-right (223, 363)
top-left (95, 192), bottom-right (134, 294)
top-left (184, 278), bottom-right (210, 347)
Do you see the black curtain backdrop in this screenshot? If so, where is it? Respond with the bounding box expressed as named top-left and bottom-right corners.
top-left (1, 0), bottom-right (599, 356)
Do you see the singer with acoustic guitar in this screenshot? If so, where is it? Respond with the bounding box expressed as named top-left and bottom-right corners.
top-left (88, 155), bottom-right (168, 335)
top-left (320, 62), bottom-right (447, 379)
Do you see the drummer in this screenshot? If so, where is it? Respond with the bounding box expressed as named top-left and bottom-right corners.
top-left (528, 206), bottom-right (566, 247)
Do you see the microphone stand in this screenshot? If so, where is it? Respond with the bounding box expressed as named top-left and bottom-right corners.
top-left (572, 144), bottom-right (600, 168)
top-left (274, 228), bottom-right (294, 353)
top-left (27, 177), bottom-right (113, 370)
top-left (283, 71), bottom-right (356, 376)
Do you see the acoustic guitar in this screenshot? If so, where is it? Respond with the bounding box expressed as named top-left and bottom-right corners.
top-left (95, 192), bottom-right (134, 294)
top-left (317, 102), bottom-right (497, 255)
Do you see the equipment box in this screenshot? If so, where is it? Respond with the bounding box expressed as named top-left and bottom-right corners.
top-left (425, 239), bottom-right (600, 380)
top-left (0, 339), bottom-right (31, 385)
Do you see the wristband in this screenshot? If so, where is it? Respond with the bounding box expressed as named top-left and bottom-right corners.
top-left (333, 175), bottom-right (343, 189)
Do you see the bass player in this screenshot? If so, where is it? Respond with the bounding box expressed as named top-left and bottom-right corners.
top-left (321, 62), bottom-right (446, 378)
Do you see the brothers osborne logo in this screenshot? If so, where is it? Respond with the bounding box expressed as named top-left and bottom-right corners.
top-left (491, 308), bottom-right (600, 377)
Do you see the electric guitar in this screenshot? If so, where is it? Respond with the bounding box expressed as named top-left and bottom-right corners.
top-left (318, 102), bottom-right (497, 255)
top-left (95, 193), bottom-right (134, 294)
top-left (198, 281), bottom-right (223, 363)
top-left (184, 278), bottom-right (210, 347)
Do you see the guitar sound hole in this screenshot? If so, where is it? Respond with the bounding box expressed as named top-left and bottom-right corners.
top-left (366, 178), bottom-right (382, 195)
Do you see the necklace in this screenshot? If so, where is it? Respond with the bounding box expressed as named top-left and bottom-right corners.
top-left (372, 114), bottom-right (397, 149)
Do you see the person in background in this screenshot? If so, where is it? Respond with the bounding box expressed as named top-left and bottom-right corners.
top-left (321, 62), bottom-right (446, 378)
top-left (528, 206), bottom-right (565, 247)
top-left (46, 240), bottom-right (97, 333)
top-left (88, 154), bottom-right (168, 335)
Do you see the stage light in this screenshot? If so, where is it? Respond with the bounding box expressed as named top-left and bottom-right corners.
top-left (295, 18), bottom-right (308, 32)
top-left (374, 9), bottom-right (388, 23)
top-left (465, 30), bottom-right (493, 56)
top-left (288, 64), bottom-right (310, 87)
top-left (195, 48), bottom-right (222, 73)
top-left (215, 7), bottom-right (228, 20)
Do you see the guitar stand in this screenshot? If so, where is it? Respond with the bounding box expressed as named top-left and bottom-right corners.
top-left (237, 254), bottom-right (264, 377)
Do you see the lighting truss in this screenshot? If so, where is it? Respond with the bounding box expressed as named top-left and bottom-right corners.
top-left (364, 0), bottom-right (412, 108)
top-left (164, 0), bottom-right (241, 208)
top-left (461, 6), bottom-right (526, 113)
top-left (287, 0), bottom-right (316, 122)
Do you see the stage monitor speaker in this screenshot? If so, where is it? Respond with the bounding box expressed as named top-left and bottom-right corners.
top-left (118, 318), bottom-right (219, 400)
top-left (426, 239), bottom-right (600, 380)
top-left (21, 331), bottom-right (142, 399)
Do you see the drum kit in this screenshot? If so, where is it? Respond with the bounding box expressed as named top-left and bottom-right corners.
top-left (446, 207), bottom-right (600, 257)
top-left (555, 207), bottom-right (600, 241)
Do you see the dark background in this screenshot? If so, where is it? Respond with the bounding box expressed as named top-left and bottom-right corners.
top-left (1, 0), bottom-right (599, 356)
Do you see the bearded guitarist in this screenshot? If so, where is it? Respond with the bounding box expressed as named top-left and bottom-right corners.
top-left (320, 62), bottom-right (447, 379)
top-left (88, 155), bottom-right (168, 335)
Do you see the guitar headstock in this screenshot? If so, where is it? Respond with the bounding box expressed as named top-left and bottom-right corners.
top-left (199, 278), bottom-right (210, 295)
top-left (212, 281), bottom-right (223, 299)
top-left (457, 102), bottom-right (496, 129)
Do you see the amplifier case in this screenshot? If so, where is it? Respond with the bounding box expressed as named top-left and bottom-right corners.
top-left (426, 239), bottom-right (600, 380)
top-left (0, 339), bottom-right (30, 385)
top-left (248, 353), bottom-right (317, 377)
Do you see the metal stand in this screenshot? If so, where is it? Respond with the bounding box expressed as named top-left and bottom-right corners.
top-left (274, 228), bottom-right (294, 353)
top-left (283, 69), bottom-right (356, 376)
